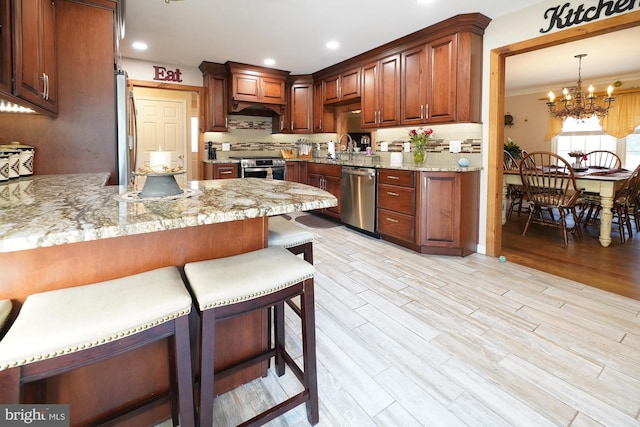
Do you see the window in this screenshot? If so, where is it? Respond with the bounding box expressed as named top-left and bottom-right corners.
top-left (553, 116), bottom-right (640, 169)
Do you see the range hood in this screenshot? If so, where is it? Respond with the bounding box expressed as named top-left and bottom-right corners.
top-left (229, 100), bottom-right (284, 117)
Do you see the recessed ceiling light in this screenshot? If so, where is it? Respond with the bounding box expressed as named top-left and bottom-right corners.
top-left (132, 41), bottom-right (148, 50)
top-left (326, 41), bottom-right (339, 50)
top-left (416, 0), bottom-right (433, 4)
top-left (264, 58), bottom-right (275, 66)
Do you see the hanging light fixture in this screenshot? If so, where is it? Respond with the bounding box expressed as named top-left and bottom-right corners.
top-left (546, 54), bottom-right (615, 121)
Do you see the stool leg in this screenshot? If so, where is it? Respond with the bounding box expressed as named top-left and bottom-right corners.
top-left (198, 310), bottom-right (216, 427)
top-left (174, 315), bottom-right (196, 427)
top-left (304, 242), bottom-right (313, 265)
top-left (301, 278), bottom-right (319, 424)
top-left (274, 302), bottom-right (286, 376)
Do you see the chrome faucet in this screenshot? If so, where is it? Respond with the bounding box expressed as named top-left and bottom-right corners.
top-left (338, 133), bottom-right (354, 153)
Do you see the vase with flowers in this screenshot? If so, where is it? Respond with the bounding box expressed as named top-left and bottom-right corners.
top-left (409, 127), bottom-right (434, 165)
top-left (568, 151), bottom-right (587, 168)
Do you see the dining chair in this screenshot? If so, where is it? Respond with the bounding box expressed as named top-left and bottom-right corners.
top-left (519, 151), bottom-right (583, 246)
top-left (584, 150), bottom-right (622, 169)
top-left (503, 150), bottom-right (527, 219)
top-left (610, 164), bottom-right (640, 242)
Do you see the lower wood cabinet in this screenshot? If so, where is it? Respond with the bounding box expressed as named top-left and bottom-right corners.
top-left (417, 171), bottom-right (479, 256)
top-left (376, 168), bottom-right (479, 256)
top-left (306, 163), bottom-right (341, 219)
top-left (203, 162), bottom-right (238, 179)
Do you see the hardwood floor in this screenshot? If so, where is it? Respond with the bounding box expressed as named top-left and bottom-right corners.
top-left (162, 212), bottom-right (640, 426)
top-left (501, 209), bottom-right (640, 300)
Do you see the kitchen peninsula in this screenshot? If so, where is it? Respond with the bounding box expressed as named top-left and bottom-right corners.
top-left (0, 173), bottom-right (336, 426)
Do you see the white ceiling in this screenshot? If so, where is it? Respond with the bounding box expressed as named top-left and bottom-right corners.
top-left (122, 0), bottom-right (640, 95)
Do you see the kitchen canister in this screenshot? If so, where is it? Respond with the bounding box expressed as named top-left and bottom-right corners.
top-left (0, 148), bottom-right (21, 179)
top-left (0, 142), bottom-right (34, 176)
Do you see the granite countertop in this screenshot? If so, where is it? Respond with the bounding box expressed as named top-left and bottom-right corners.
top-left (0, 174), bottom-right (337, 253)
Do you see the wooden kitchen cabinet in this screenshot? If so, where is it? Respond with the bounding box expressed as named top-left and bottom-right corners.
top-left (417, 171), bottom-right (479, 256)
top-left (377, 169), bottom-right (416, 246)
top-left (13, 0), bottom-right (58, 114)
top-left (306, 162), bottom-right (341, 219)
top-left (322, 67), bottom-right (360, 104)
top-left (203, 162), bottom-right (238, 179)
top-left (313, 80), bottom-right (335, 132)
top-left (0, 0), bottom-right (11, 94)
top-left (199, 61), bottom-right (228, 131)
top-left (425, 34), bottom-right (456, 123)
top-left (400, 45), bottom-right (427, 125)
top-left (288, 76), bottom-right (313, 133)
top-left (226, 61), bottom-right (288, 114)
top-left (286, 161), bottom-right (308, 183)
top-left (361, 54), bottom-right (400, 128)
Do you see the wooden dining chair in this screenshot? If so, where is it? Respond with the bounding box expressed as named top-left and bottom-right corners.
top-left (503, 150), bottom-right (527, 219)
top-left (610, 164), bottom-right (640, 242)
top-left (519, 151), bottom-right (583, 246)
top-left (584, 150), bottom-right (621, 169)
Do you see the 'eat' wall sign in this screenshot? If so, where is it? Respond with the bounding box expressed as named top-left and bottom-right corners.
top-left (153, 66), bottom-right (183, 82)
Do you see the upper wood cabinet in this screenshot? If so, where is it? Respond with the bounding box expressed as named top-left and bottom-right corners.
top-left (13, 0), bottom-right (58, 114)
top-left (360, 54), bottom-right (400, 128)
top-left (199, 61), bottom-right (228, 132)
top-left (322, 67), bottom-right (360, 104)
top-left (425, 34), bottom-right (456, 123)
top-left (289, 76), bottom-right (313, 133)
top-left (226, 61), bottom-right (288, 114)
top-left (400, 45), bottom-right (427, 125)
top-left (0, 0), bottom-right (11, 94)
top-left (313, 81), bottom-right (335, 132)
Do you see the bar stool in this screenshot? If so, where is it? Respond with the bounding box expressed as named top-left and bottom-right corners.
top-left (268, 215), bottom-right (314, 264)
top-left (0, 267), bottom-right (195, 427)
top-left (0, 299), bottom-right (11, 335)
top-left (184, 246), bottom-right (318, 427)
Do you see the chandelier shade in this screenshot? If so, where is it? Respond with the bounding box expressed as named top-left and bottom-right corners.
top-left (546, 54), bottom-right (615, 121)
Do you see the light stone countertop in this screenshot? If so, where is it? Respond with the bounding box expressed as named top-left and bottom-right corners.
top-left (0, 173), bottom-right (337, 253)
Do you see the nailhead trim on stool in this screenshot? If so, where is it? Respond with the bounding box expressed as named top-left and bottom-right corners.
top-left (184, 246), bottom-right (319, 426)
top-left (0, 267), bottom-right (195, 427)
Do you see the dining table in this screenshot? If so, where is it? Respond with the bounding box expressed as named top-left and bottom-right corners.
top-left (503, 167), bottom-right (632, 247)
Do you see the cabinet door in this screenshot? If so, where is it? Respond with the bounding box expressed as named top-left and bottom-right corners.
top-left (426, 34), bottom-right (456, 123)
top-left (361, 55), bottom-right (399, 128)
top-left (0, 0), bottom-right (12, 94)
top-left (261, 76), bottom-right (286, 104)
top-left (339, 67), bottom-right (360, 100)
top-left (306, 172), bottom-right (322, 189)
top-left (232, 72), bottom-right (260, 102)
top-left (419, 173), bottom-right (458, 244)
top-left (285, 161), bottom-right (299, 182)
top-left (323, 174), bottom-right (341, 218)
top-left (377, 54), bottom-right (400, 127)
top-left (290, 83), bottom-right (312, 133)
top-left (204, 73), bottom-right (228, 131)
top-left (14, 0), bottom-right (57, 113)
top-left (401, 45), bottom-right (427, 125)
top-left (323, 75), bottom-right (340, 104)
top-left (360, 61), bottom-right (378, 128)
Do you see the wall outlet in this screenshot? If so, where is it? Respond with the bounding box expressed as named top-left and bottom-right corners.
top-left (380, 142), bottom-right (389, 152)
top-left (222, 143), bottom-right (230, 151)
top-left (449, 140), bottom-right (462, 153)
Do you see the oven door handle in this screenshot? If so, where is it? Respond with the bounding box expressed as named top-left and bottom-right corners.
top-left (243, 167), bottom-right (271, 173)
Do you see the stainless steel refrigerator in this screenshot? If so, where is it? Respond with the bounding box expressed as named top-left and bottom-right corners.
top-left (115, 69), bottom-right (137, 185)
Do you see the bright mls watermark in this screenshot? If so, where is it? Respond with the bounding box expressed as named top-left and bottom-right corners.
top-left (0, 405), bottom-right (69, 426)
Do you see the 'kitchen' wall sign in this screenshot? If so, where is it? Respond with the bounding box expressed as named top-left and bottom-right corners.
top-left (540, 0), bottom-right (638, 33)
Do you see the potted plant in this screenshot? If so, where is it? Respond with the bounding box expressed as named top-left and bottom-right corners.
top-left (504, 137), bottom-right (521, 160)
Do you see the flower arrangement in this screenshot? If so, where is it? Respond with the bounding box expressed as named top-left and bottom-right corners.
top-left (409, 127), bottom-right (434, 164)
top-left (504, 137), bottom-right (521, 159)
top-left (568, 151), bottom-right (587, 160)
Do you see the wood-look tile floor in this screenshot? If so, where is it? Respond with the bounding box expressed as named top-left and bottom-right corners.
top-left (167, 213), bottom-right (640, 426)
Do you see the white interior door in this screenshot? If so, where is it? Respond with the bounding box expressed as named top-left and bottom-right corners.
top-left (137, 96), bottom-right (187, 173)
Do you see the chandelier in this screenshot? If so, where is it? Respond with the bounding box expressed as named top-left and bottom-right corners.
top-left (546, 54), bottom-right (615, 121)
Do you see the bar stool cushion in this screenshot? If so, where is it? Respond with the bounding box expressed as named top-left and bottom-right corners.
top-left (0, 267), bottom-right (192, 370)
top-left (185, 246), bottom-right (315, 310)
top-left (0, 299), bottom-right (11, 329)
top-left (268, 216), bottom-right (314, 248)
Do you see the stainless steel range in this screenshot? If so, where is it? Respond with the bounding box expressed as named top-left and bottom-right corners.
top-left (229, 156), bottom-right (286, 179)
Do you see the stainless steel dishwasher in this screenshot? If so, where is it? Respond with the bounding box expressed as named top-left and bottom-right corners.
top-left (341, 166), bottom-right (379, 237)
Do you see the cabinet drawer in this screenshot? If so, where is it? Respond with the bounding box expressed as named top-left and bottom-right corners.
top-left (378, 208), bottom-right (414, 243)
top-left (378, 183), bottom-right (415, 215)
top-left (378, 169), bottom-right (414, 187)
